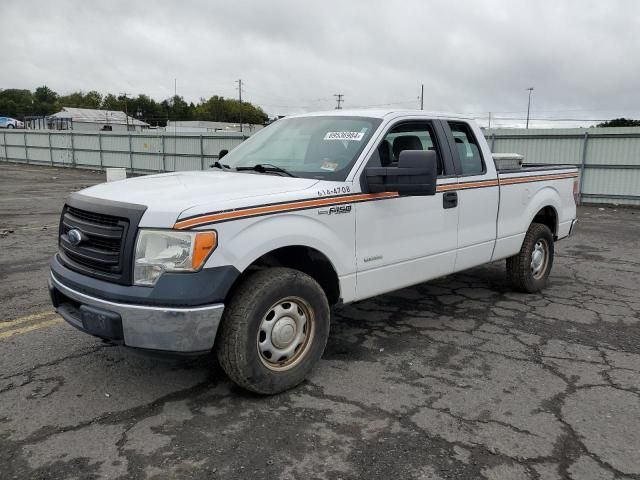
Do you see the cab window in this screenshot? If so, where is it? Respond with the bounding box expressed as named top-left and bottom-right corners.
top-left (448, 121), bottom-right (485, 176)
top-left (368, 121), bottom-right (444, 175)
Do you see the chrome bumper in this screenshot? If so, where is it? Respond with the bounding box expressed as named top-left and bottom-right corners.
top-left (49, 273), bottom-right (224, 353)
top-left (568, 218), bottom-right (578, 236)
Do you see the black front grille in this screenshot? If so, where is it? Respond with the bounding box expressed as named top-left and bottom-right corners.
top-left (57, 194), bottom-right (147, 285)
top-left (61, 223), bottom-right (121, 252)
top-left (59, 206), bottom-right (127, 278)
top-left (66, 206), bottom-right (121, 227)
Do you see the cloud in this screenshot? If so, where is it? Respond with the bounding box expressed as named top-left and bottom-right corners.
top-left (1, 0), bottom-right (639, 127)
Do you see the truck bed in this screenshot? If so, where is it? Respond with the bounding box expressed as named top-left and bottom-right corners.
top-left (497, 163), bottom-right (577, 173)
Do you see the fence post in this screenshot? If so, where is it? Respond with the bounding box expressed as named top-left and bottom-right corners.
top-left (24, 131), bottom-right (29, 164)
top-left (128, 132), bottom-right (133, 173)
top-left (491, 133), bottom-right (496, 151)
top-left (70, 131), bottom-right (76, 168)
top-left (48, 132), bottom-right (53, 166)
top-left (579, 132), bottom-right (589, 205)
top-left (200, 135), bottom-right (204, 170)
top-left (161, 135), bottom-right (166, 172)
top-left (2, 130), bottom-right (7, 161)
top-left (98, 132), bottom-right (104, 170)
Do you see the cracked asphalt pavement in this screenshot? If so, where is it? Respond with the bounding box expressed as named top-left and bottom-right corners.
top-left (1, 163), bottom-right (639, 480)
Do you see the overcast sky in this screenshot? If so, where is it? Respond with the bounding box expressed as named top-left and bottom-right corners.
top-left (1, 0), bottom-right (639, 127)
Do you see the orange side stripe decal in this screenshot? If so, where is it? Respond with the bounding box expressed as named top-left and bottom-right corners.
top-left (174, 171), bottom-right (577, 229)
top-left (174, 192), bottom-right (399, 229)
top-left (500, 172), bottom-right (578, 185)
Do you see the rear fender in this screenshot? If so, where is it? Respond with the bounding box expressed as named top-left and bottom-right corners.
top-left (493, 185), bottom-right (562, 261)
top-left (525, 186), bottom-right (562, 233)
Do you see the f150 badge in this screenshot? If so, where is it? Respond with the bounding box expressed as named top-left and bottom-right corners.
top-left (318, 205), bottom-right (352, 215)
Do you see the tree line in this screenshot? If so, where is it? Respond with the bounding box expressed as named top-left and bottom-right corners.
top-left (595, 118), bottom-right (640, 128)
top-left (0, 86), bottom-right (269, 126)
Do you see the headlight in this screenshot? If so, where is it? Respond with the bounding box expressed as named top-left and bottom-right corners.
top-left (134, 229), bottom-right (217, 286)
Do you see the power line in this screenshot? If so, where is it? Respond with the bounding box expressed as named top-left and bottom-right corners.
top-left (348, 100), bottom-right (416, 108)
top-left (476, 116), bottom-right (620, 122)
top-left (467, 107), bottom-right (640, 115)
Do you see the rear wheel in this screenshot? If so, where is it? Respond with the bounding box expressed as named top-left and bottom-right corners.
top-left (216, 267), bottom-right (330, 394)
top-left (506, 223), bottom-right (554, 293)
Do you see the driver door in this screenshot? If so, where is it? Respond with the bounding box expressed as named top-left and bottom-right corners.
top-left (354, 120), bottom-right (459, 300)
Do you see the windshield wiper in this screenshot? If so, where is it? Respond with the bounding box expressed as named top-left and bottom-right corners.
top-left (210, 161), bottom-right (231, 170)
top-left (235, 163), bottom-right (297, 177)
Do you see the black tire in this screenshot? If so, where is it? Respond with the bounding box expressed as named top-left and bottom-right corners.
top-left (506, 223), bottom-right (554, 293)
top-left (7, 124), bottom-right (15, 129)
top-left (216, 267), bottom-right (330, 394)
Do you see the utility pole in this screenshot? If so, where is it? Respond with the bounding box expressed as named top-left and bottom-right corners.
top-left (119, 92), bottom-right (130, 131)
top-left (420, 84), bottom-right (424, 110)
top-left (334, 94), bottom-right (344, 110)
top-left (237, 79), bottom-right (244, 135)
top-left (173, 79), bottom-right (177, 169)
top-left (488, 112), bottom-right (492, 129)
top-left (526, 87), bottom-right (534, 129)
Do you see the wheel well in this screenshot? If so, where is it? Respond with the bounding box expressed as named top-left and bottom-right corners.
top-left (229, 246), bottom-right (341, 306)
top-left (533, 206), bottom-right (558, 238)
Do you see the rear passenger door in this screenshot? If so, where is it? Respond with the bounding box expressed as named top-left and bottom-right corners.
top-left (442, 121), bottom-right (499, 271)
top-left (354, 120), bottom-right (459, 300)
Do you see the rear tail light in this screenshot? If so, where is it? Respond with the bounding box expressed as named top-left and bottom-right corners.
top-left (573, 178), bottom-right (579, 205)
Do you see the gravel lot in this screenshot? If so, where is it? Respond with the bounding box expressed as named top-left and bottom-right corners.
top-left (1, 162), bottom-right (639, 480)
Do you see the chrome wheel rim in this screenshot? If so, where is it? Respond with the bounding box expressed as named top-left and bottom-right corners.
top-left (257, 297), bottom-right (315, 371)
top-left (530, 239), bottom-right (549, 280)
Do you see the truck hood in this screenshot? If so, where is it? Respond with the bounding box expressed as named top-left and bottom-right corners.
top-left (79, 171), bottom-right (319, 227)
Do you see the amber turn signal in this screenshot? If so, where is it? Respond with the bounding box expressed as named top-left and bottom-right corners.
top-left (191, 231), bottom-right (217, 269)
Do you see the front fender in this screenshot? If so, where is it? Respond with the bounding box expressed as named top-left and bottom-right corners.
top-left (204, 212), bottom-right (355, 277)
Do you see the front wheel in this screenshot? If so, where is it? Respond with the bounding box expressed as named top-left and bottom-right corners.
top-left (506, 223), bottom-right (554, 293)
top-left (216, 267), bottom-right (330, 394)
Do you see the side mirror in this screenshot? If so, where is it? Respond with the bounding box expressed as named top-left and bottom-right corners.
top-left (365, 150), bottom-right (438, 196)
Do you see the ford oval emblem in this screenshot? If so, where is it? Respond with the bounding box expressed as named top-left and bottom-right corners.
top-left (68, 228), bottom-right (84, 247)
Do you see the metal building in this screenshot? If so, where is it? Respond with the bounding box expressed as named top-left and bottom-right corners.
top-left (165, 120), bottom-right (264, 134)
top-left (43, 107), bottom-right (150, 133)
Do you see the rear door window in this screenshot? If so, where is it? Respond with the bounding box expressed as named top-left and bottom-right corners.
top-left (448, 122), bottom-right (485, 176)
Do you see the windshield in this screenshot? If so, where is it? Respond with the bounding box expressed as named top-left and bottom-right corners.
top-left (220, 116), bottom-right (382, 180)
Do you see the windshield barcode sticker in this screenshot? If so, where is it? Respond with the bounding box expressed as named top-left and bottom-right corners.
top-left (324, 131), bottom-right (364, 141)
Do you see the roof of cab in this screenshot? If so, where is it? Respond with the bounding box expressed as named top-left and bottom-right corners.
top-left (288, 109), bottom-right (475, 121)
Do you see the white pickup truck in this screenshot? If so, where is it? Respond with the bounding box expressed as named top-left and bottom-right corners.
top-left (49, 110), bottom-right (578, 394)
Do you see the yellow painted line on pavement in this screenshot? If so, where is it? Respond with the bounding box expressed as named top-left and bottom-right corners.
top-left (0, 311), bottom-right (57, 329)
top-left (0, 318), bottom-right (64, 340)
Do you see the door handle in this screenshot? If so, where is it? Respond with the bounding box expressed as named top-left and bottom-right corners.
top-left (443, 191), bottom-right (458, 209)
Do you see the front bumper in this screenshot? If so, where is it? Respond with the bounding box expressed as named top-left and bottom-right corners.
top-left (49, 273), bottom-right (224, 353)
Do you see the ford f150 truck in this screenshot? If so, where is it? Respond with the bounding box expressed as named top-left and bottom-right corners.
top-left (49, 110), bottom-right (578, 394)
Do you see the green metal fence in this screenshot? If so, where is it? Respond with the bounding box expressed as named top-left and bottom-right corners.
top-left (1, 126), bottom-right (639, 206)
top-left (0, 130), bottom-right (245, 174)
top-left (486, 127), bottom-right (640, 206)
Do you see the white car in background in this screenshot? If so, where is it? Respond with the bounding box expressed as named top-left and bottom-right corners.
top-left (0, 117), bottom-right (24, 128)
